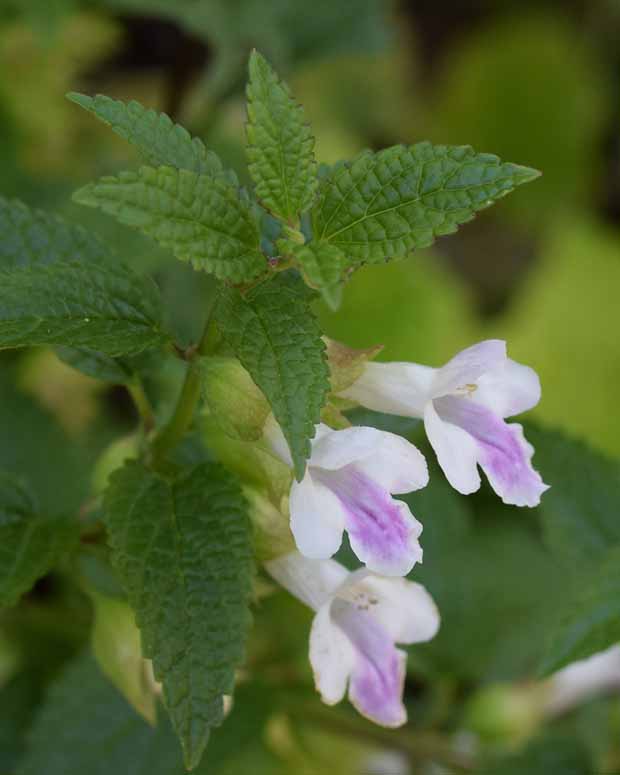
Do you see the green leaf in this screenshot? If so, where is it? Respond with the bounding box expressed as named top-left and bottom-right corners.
top-left (0, 195), bottom-right (110, 268)
top-left (67, 92), bottom-right (237, 184)
top-left (214, 274), bottom-right (330, 479)
top-left (0, 473), bottom-right (77, 608)
top-left (74, 166), bottom-right (266, 283)
top-left (540, 546), bottom-right (620, 676)
top-left (246, 51), bottom-right (318, 221)
top-left (55, 347), bottom-right (134, 384)
top-left (18, 654), bottom-right (283, 775)
top-left (104, 461), bottom-right (254, 770)
top-left (484, 733), bottom-right (593, 775)
top-left (17, 655), bottom-right (188, 775)
top-left (285, 241), bottom-right (346, 306)
top-left (528, 426), bottom-right (620, 566)
top-left (0, 370), bottom-right (91, 515)
top-left (0, 672), bottom-right (41, 773)
top-left (0, 261), bottom-right (167, 356)
top-left (312, 143), bottom-right (540, 262)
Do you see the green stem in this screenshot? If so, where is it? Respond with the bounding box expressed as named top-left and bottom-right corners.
top-left (150, 313), bottom-right (215, 465)
top-left (290, 704), bottom-right (474, 771)
top-left (127, 379), bottom-right (155, 434)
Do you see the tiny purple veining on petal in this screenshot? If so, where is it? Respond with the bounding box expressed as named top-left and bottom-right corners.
top-left (314, 465), bottom-right (416, 570)
top-left (333, 600), bottom-right (405, 726)
top-left (434, 395), bottom-right (547, 505)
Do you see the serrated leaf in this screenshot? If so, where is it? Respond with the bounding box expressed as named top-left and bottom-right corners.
top-left (104, 461), bottom-right (254, 770)
top-left (214, 274), bottom-right (330, 479)
top-left (0, 261), bottom-right (167, 356)
top-left (0, 473), bottom-right (77, 608)
top-left (246, 51), bottom-right (318, 221)
top-left (539, 546), bottom-right (620, 676)
top-left (312, 143), bottom-right (540, 262)
top-left (286, 241), bottom-right (346, 296)
top-left (0, 195), bottom-right (110, 268)
top-left (68, 92), bottom-right (237, 185)
top-left (74, 166), bottom-right (267, 283)
top-left (527, 426), bottom-right (620, 566)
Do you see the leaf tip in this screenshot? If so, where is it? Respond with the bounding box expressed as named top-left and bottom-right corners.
top-left (515, 164), bottom-right (542, 184)
top-left (66, 91), bottom-right (93, 109)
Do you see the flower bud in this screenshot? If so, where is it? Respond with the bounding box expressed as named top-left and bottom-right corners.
top-left (244, 486), bottom-right (294, 561)
top-left (465, 682), bottom-right (546, 743)
top-left (201, 356), bottom-right (270, 441)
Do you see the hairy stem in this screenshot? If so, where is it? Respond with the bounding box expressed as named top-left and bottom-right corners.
top-left (291, 704), bottom-right (474, 771)
top-left (150, 311), bottom-right (215, 465)
top-left (127, 378), bottom-right (155, 434)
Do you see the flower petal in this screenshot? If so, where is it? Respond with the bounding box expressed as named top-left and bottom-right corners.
top-left (424, 402), bottom-right (481, 495)
top-left (316, 466), bottom-right (423, 576)
top-left (312, 426), bottom-right (428, 494)
top-left (333, 601), bottom-right (408, 727)
top-left (310, 425), bottom-right (389, 470)
top-left (546, 645), bottom-right (620, 716)
top-left (265, 552), bottom-right (349, 611)
top-left (353, 431), bottom-right (429, 494)
top-left (431, 340), bottom-right (506, 398)
top-left (339, 361), bottom-right (435, 417)
top-left (340, 574), bottom-right (440, 645)
top-left (309, 602), bottom-right (356, 705)
top-left (435, 396), bottom-right (549, 507)
top-left (289, 474), bottom-right (346, 559)
top-left (474, 358), bottom-right (541, 418)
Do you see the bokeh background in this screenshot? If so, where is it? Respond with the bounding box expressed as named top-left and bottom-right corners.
top-left (1, 1), bottom-right (619, 773)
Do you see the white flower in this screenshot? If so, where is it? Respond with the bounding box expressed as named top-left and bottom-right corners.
top-left (545, 645), bottom-right (620, 716)
top-left (266, 551), bottom-right (440, 727)
top-left (264, 417), bottom-right (428, 576)
top-left (340, 340), bottom-right (549, 507)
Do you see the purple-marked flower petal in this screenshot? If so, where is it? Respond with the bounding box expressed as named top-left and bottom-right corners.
top-left (474, 358), bottom-right (541, 418)
top-left (431, 340), bottom-right (506, 398)
top-left (434, 396), bottom-right (549, 507)
top-left (340, 361), bottom-right (435, 417)
top-left (309, 603), bottom-right (356, 705)
top-left (312, 426), bottom-right (428, 494)
top-left (315, 466), bottom-right (423, 576)
top-left (424, 402), bottom-right (481, 494)
top-left (289, 475), bottom-right (346, 559)
top-left (333, 601), bottom-right (407, 727)
top-left (353, 432), bottom-right (429, 494)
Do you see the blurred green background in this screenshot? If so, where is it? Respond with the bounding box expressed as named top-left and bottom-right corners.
top-left (1, 1), bottom-right (620, 773)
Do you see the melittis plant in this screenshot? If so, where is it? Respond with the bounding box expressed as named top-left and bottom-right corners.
top-left (0, 51), bottom-right (545, 770)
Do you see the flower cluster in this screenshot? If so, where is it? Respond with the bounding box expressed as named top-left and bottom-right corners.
top-left (263, 339), bottom-right (548, 725)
